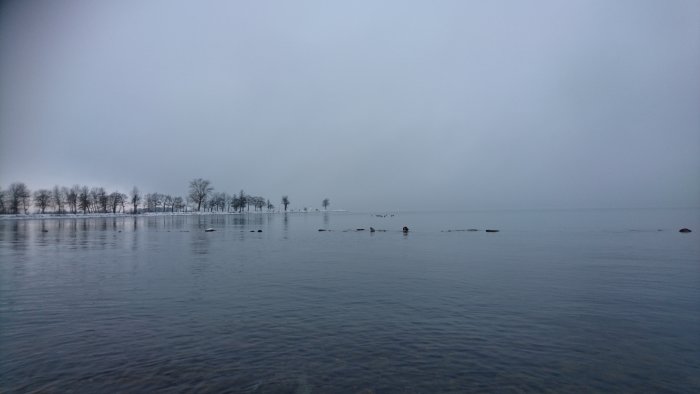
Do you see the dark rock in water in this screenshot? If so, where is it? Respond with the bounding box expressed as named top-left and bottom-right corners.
top-left (205, 228), bottom-right (215, 232)
top-left (356, 228), bottom-right (365, 231)
top-left (250, 230), bottom-right (255, 232)
top-left (370, 227), bottom-right (376, 232)
top-left (41, 229), bottom-right (49, 232)
top-left (403, 226), bottom-right (409, 233)
top-left (485, 229), bottom-right (499, 233)
top-left (679, 228), bottom-right (692, 233)
top-left (257, 230), bottom-right (262, 233)
top-left (318, 229), bottom-right (327, 232)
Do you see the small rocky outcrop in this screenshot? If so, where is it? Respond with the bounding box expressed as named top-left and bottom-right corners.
top-left (679, 228), bottom-right (692, 233)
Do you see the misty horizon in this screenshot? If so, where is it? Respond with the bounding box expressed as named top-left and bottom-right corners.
top-left (1, 0), bottom-right (699, 211)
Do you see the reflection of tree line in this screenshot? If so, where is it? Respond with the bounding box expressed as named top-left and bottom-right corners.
top-left (1, 178), bottom-right (330, 215)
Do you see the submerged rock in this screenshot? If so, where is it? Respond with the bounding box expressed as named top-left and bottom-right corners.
top-left (679, 228), bottom-right (692, 233)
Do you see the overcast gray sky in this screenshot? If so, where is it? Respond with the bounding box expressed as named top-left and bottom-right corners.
top-left (1, 0), bottom-right (698, 211)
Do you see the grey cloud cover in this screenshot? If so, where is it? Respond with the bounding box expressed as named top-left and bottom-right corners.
top-left (1, 0), bottom-right (699, 211)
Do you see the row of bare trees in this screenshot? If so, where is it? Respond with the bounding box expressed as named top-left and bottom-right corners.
top-left (0, 178), bottom-right (327, 215)
top-left (0, 182), bottom-right (133, 215)
top-left (187, 179), bottom-right (275, 213)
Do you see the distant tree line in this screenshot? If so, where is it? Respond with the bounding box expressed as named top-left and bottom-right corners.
top-left (0, 179), bottom-right (324, 215)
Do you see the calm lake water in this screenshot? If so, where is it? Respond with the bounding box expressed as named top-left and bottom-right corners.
top-left (1, 209), bottom-right (699, 393)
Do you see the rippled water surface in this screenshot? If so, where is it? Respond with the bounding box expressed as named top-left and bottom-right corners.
top-left (1, 209), bottom-right (699, 393)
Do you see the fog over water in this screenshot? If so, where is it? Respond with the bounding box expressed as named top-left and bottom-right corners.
top-left (1, 0), bottom-right (699, 211)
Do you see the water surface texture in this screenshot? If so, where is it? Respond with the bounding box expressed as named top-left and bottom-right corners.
top-left (1, 209), bottom-right (699, 392)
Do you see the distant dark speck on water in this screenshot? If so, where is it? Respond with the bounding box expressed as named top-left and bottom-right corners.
top-left (679, 228), bottom-right (692, 233)
top-left (485, 229), bottom-right (500, 233)
top-left (205, 228), bottom-right (215, 232)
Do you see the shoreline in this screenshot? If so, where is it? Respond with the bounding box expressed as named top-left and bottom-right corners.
top-left (0, 210), bottom-right (349, 221)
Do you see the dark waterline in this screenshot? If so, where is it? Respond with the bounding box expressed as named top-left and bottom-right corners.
top-left (1, 210), bottom-right (699, 393)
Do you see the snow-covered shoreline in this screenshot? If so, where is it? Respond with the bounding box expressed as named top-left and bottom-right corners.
top-left (0, 210), bottom-right (348, 221)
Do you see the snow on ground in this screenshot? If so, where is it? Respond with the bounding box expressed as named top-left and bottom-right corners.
top-left (0, 210), bottom-right (348, 220)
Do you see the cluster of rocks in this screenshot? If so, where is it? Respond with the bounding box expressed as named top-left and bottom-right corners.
top-left (201, 227), bottom-right (692, 234)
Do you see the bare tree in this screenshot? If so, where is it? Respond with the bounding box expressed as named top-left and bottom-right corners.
top-left (33, 189), bottom-right (52, 213)
top-left (109, 191), bottom-right (125, 214)
top-left (145, 193), bottom-right (160, 212)
top-left (130, 186), bottom-right (141, 214)
top-left (252, 196), bottom-right (265, 211)
top-left (53, 186), bottom-right (65, 214)
top-left (216, 193), bottom-right (230, 212)
top-left (119, 193), bottom-right (127, 213)
top-left (67, 185), bottom-right (79, 213)
top-left (322, 198), bottom-right (330, 210)
top-left (173, 196), bottom-right (184, 212)
top-left (154, 193), bottom-right (163, 212)
top-left (238, 190), bottom-right (248, 212)
top-left (282, 195), bottom-right (290, 212)
top-left (266, 199), bottom-right (274, 212)
top-left (8, 182), bottom-right (31, 214)
top-left (0, 187), bottom-right (6, 214)
top-left (231, 195), bottom-right (242, 212)
top-left (91, 187), bottom-right (108, 213)
top-left (163, 195), bottom-right (173, 212)
top-left (89, 188), bottom-right (99, 212)
top-left (78, 186), bottom-right (90, 213)
top-left (188, 178), bottom-right (213, 211)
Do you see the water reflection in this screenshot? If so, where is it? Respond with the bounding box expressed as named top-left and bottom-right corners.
top-left (0, 210), bottom-right (699, 393)
top-left (9, 220), bottom-right (28, 252)
top-left (191, 231), bottom-right (211, 256)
